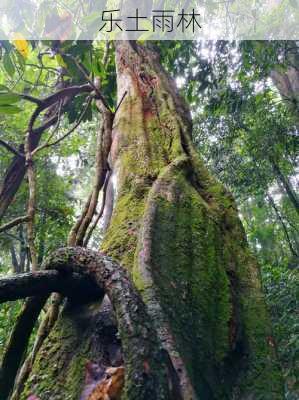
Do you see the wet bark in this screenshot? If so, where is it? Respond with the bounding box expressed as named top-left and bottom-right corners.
top-left (17, 42), bottom-right (284, 400)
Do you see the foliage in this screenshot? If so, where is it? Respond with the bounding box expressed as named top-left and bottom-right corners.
top-left (189, 40), bottom-right (299, 397)
top-left (262, 264), bottom-right (299, 399)
top-left (0, 301), bottom-right (23, 358)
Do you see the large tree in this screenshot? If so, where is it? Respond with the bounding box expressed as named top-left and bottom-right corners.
top-left (0, 41), bottom-right (284, 400)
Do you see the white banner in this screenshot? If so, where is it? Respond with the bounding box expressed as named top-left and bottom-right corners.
top-left (0, 0), bottom-right (298, 40)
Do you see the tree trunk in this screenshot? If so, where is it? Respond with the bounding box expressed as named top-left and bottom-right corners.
top-left (270, 42), bottom-right (299, 118)
top-left (271, 66), bottom-right (299, 112)
top-left (19, 42), bottom-right (284, 400)
top-left (269, 156), bottom-right (299, 215)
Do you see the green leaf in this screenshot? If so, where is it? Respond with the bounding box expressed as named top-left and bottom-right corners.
top-left (3, 53), bottom-right (15, 77)
top-left (0, 84), bottom-right (11, 92)
top-left (14, 51), bottom-right (26, 72)
top-left (0, 105), bottom-right (22, 114)
top-left (0, 93), bottom-right (21, 105)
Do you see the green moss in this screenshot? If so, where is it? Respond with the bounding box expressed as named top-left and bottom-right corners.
top-left (235, 253), bottom-right (283, 398)
top-left (107, 157), bottom-right (283, 399)
top-left (102, 139), bottom-right (283, 399)
top-left (221, 219), bottom-right (284, 399)
top-left (101, 189), bottom-right (148, 270)
top-left (21, 302), bottom-right (103, 400)
top-left (134, 168), bottom-right (232, 398)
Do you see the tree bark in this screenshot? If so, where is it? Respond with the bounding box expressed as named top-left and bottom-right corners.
top-left (270, 41), bottom-right (299, 117)
top-left (0, 270), bottom-right (101, 303)
top-left (271, 66), bottom-right (299, 113)
top-left (18, 42), bottom-right (284, 400)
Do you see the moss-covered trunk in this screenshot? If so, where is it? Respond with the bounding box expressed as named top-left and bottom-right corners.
top-left (20, 41), bottom-right (283, 400)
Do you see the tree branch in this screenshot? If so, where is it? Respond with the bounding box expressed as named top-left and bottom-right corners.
top-left (267, 193), bottom-right (298, 257)
top-left (42, 247), bottom-right (172, 400)
top-left (24, 130), bottom-right (38, 270)
top-left (0, 270), bottom-right (101, 303)
top-left (61, 52), bottom-right (110, 111)
top-left (32, 96), bottom-right (92, 156)
top-left (0, 247), bottom-right (173, 400)
top-left (0, 216), bottom-right (29, 234)
top-left (68, 99), bottom-right (113, 246)
top-left (114, 90), bottom-right (128, 115)
top-left (18, 93), bottom-right (43, 106)
top-left (83, 169), bottom-right (112, 247)
top-left (34, 99), bottom-right (63, 148)
top-left (0, 80), bottom-right (88, 222)
top-left (10, 306), bottom-right (50, 400)
top-left (28, 84), bottom-right (93, 133)
top-left (0, 139), bottom-right (24, 157)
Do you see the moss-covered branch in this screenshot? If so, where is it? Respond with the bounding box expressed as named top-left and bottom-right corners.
top-left (1, 247), bottom-right (174, 400)
top-left (0, 270), bottom-right (101, 303)
top-left (42, 247), bottom-right (172, 400)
